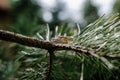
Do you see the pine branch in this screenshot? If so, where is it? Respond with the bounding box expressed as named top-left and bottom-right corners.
top-left (0, 30), bottom-right (120, 59)
top-left (0, 30), bottom-right (92, 54)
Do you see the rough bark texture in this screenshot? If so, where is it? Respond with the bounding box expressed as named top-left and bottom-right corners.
top-left (0, 30), bottom-right (119, 59)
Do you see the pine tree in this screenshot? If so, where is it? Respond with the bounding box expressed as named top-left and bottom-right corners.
top-left (0, 0), bottom-right (120, 80)
top-left (0, 14), bottom-right (120, 80)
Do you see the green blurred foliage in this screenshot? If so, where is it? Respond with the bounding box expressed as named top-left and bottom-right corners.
top-left (83, 0), bottom-right (99, 25)
top-left (10, 0), bottom-right (43, 35)
top-left (112, 0), bottom-right (120, 14)
top-left (10, 0), bottom-right (64, 35)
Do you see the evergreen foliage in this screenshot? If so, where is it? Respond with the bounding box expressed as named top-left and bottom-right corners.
top-left (0, 14), bottom-right (119, 80)
top-left (0, 0), bottom-right (120, 80)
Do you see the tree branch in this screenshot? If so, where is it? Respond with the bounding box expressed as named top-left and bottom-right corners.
top-left (0, 30), bottom-right (92, 54)
top-left (0, 30), bottom-right (120, 59)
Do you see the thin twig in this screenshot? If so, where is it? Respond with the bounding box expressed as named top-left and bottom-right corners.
top-left (45, 50), bottom-right (54, 80)
top-left (100, 54), bottom-right (120, 60)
